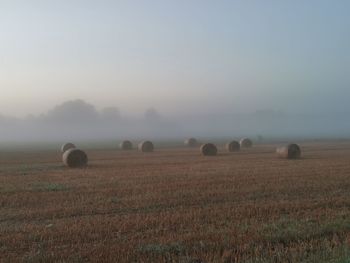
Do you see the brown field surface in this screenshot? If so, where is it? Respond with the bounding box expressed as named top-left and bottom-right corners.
top-left (1, 141), bottom-right (350, 262)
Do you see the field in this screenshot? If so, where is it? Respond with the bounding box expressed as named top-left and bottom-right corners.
top-left (1, 141), bottom-right (350, 262)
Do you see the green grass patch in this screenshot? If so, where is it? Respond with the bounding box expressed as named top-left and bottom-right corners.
top-left (0, 164), bottom-right (63, 176)
top-left (261, 217), bottom-right (350, 245)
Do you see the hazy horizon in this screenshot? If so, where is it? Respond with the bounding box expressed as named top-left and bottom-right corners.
top-left (0, 98), bottom-right (348, 144)
top-left (1, 1), bottom-right (350, 142)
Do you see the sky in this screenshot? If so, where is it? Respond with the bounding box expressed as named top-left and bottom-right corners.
top-left (1, 0), bottom-right (350, 118)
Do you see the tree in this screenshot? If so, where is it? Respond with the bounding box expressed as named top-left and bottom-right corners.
top-left (46, 99), bottom-right (99, 124)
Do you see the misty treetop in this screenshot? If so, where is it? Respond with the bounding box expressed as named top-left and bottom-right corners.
top-left (0, 99), bottom-right (349, 142)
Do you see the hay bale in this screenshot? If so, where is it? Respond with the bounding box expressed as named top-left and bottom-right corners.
top-left (276, 143), bottom-right (301, 159)
top-left (240, 138), bottom-right (253, 148)
top-left (62, 148), bottom-right (88, 168)
top-left (226, 141), bottom-right (240, 152)
top-left (61, 143), bottom-right (76, 153)
top-left (120, 140), bottom-right (133, 150)
top-left (184, 138), bottom-right (198, 147)
top-left (200, 143), bottom-right (218, 156)
top-left (138, 141), bottom-right (154, 152)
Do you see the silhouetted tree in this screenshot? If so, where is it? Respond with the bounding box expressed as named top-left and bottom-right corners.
top-left (45, 99), bottom-right (99, 124)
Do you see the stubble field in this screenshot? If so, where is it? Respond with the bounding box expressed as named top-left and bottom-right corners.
top-left (1, 141), bottom-right (350, 262)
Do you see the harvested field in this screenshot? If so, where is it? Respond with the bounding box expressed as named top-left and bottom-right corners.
top-left (1, 141), bottom-right (350, 262)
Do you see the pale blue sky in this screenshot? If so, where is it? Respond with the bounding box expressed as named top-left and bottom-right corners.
top-left (1, 0), bottom-right (349, 117)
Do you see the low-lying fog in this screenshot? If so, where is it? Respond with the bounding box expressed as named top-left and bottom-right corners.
top-left (0, 99), bottom-right (349, 145)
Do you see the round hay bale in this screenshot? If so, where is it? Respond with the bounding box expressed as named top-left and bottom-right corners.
top-left (184, 138), bottom-right (198, 147)
top-left (138, 141), bottom-right (154, 152)
top-left (62, 148), bottom-right (88, 168)
top-left (120, 140), bottom-right (133, 150)
top-left (200, 143), bottom-right (218, 156)
top-left (226, 141), bottom-right (240, 152)
top-left (240, 138), bottom-right (253, 148)
top-left (61, 143), bottom-right (76, 153)
top-left (276, 143), bottom-right (301, 159)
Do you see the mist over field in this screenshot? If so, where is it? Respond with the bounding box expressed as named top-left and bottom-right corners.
top-left (1, 1), bottom-right (350, 143)
top-left (0, 99), bottom-right (349, 143)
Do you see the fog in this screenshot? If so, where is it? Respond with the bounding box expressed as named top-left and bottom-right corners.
top-left (0, 99), bottom-right (349, 144)
top-left (1, 1), bottom-right (350, 144)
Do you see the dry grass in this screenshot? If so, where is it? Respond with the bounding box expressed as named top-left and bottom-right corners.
top-left (1, 141), bottom-right (350, 262)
